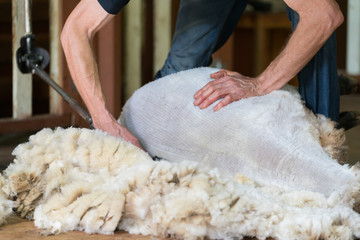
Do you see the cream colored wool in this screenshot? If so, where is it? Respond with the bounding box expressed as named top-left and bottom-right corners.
top-left (0, 174), bottom-right (13, 225)
top-left (0, 127), bottom-right (360, 240)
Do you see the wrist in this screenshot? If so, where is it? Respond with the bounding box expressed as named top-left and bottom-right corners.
top-left (91, 107), bottom-right (117, 129)
top-left (256, 67), bottom-right (289, 96)
top-left (254, 74), bottom-right (268, 96)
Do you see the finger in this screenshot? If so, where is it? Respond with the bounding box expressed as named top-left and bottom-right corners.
top-left (199, 85), bottom-right (231, 109)
top-left (194, 77), bottom-right (229, 99)
top-left (194, 85), bottom-right (215, 106)
top-left (213, 95), bottom-right (233, 111)
top-left (194, 79), bottom-right (229, 105)
top-left (210, 69), bottom-right (228, 79)
top-left (193, 80), bottom-right (218, 102)
top-left (133, 141), bottom-right (144, 150)
top-left (129, 138), bottom-right (144, 150)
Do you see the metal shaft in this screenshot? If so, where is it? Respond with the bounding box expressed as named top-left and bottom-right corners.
top-left (24, 0), bottom-right (32, 34)
top-left (30, 62), bottom-right (93, 127)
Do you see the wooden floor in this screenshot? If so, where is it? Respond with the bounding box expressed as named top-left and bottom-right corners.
top-left (0, 215), bottom-right (261, 240)
top-left (0, 215), bottom-right (161, 240)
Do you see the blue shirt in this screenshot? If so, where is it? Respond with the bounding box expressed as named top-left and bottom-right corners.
top-left (97, 0), bottom-right (130, 14)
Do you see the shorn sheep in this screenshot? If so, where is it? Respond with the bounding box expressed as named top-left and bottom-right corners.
top-left (0, 67), bottom-right (360, 239)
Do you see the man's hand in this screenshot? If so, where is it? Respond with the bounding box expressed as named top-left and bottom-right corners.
top-left (93, 115), bottom-right (143, 149)
top-left (193, 69), bottom-right (260, 111)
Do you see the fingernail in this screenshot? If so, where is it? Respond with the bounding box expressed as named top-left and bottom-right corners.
top-left (194, 99), bottom-right (199, 105)
top-left (214, 106), bottom-right (219, 111)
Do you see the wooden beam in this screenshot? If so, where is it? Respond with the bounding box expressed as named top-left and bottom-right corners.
top-left (49, 0), bottom-right (63, 115)
top-left (123, 0), bottom-right (144, 101)
top-left (0, 114), bottom-right (73, 134)
top-left (212, 35), bottom-right (235, 70)
top-left (12, 0), bottom-right (33, 119)
top-left (153, 0), bottom-right (171, 74)
top-left (97, 14), bottom-right (122, 117)
top-left (347, 0), bottom-right (360, 75)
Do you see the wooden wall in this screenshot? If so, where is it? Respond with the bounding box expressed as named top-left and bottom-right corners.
top-left (0, 0), bottom-right (13, 118)
top-left (0, 0), bottom-right (51, 118)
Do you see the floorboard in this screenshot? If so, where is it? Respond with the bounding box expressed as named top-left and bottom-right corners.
top-left (0, 215), bottom-right (162, 240)
top-left (0, 215), bottom-right (260, 240)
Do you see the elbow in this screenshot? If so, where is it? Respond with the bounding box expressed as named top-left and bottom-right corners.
top-left (330, 8), bottom-right (344, 30)
top-left (60, 24), bottom-right (69, 50)
top-left (322, 5), bottom-right (344, 33)
top-left (60, 19), bottom-right (76, 53)
top-left (60, 17), bottom-right (93, 53)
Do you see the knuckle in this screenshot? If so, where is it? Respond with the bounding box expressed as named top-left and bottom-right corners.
top-left (208, 85), bottom-right (216, 92)
top-left (213, 89), bottom-right (221, 97)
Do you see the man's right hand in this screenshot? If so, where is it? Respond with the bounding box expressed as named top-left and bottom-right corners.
top-left (93, 114), bottom-right (143, 149)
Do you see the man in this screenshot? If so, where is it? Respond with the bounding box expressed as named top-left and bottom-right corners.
top-left (61, 0), bottom-right (343, 148)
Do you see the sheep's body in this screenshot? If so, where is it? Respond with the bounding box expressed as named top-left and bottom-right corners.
top-left (121, 67), bottom-right (352, 197)
top-left (0, 67), bottom-right (359, 239)
top-left (1, 127), bottom-right (360, 240)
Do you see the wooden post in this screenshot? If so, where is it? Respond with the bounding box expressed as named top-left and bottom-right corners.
top-left (97, 14), bottom-right (122, 117)
top-left (255, 14), bottom-right (268, 75)
top-left (12, 0), bottom-right (33, 119)
top-left (347, 0), bottom-right (360, 75)
top-left (49, 0), bottom-right (63, 115)
top-left (153, 0), bottom-right (171, 74)
top-left (123, 1), bottom-right (144, 101)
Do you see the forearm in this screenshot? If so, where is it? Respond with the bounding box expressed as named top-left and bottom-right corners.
top-left (61, 26), bottom-right (112, 126)
top-left (256, 1), bottom-right (343, 95)
top-left (59, 0), bottom-right (142, 148)
top-left (60, 0), bottom-right (116, 128)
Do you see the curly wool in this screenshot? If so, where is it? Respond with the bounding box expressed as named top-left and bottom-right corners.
top-left (0, 174), bottom-right (13, 225)
top-left (1, 127), bottom-right (360, 240)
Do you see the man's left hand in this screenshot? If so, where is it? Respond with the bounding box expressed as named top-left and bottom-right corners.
top-left (193, 69), bottom-right (260, 111)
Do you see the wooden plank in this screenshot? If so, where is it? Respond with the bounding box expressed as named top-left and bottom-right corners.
top-left (0, 216), bottom-right (157, 240)
top-left (97, 14), bottom-right (122, 117)
top-left (123, 0), bottom-right (144, 100)
top-left (237, 12), bottom-right (291, 29)
top-left (153, 0), bottom-right (171, 74)
top-left (347, 0), bottom-right (360, 75)
top-left (255, 14), bottom-right (269, 75)
top-left (0, 114), bottom-right (73, 134)
top-left (141, 0), bottom-right (154, 85)
top-left (259, 12), bottom-right (291, 29)
top-left (237, 13), bottom-right (256, 29)
top-left (49, 0), bottom-right (63, 115)
top-left (212, 34), bottom-right (235, 70)
top-left (12, 0), bottom-right (33, 119)
top-left (0, 215), bottom-right (262, 240)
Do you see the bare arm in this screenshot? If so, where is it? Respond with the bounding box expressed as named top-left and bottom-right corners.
top-left (61, 0), bottom-right (142, 148)
top-left (194, 0), bottom-right (343, 111)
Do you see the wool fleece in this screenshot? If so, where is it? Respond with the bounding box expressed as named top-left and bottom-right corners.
top-left (121, 67), bottom-right (352, 197)
top-left (0, 67), bottom-right (359, 239)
